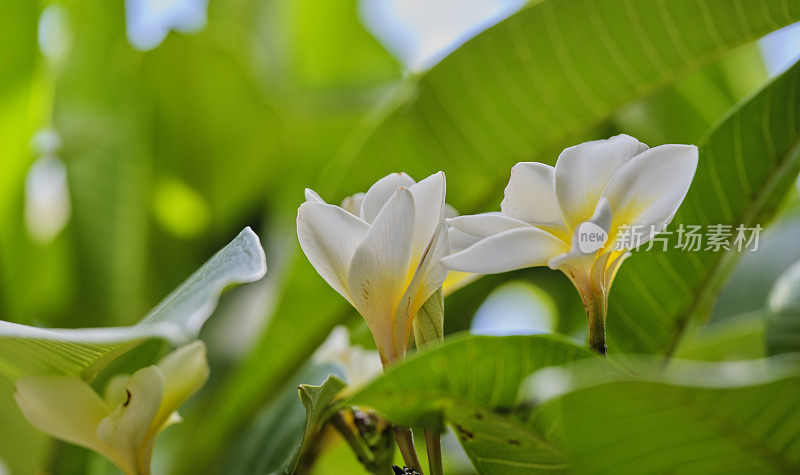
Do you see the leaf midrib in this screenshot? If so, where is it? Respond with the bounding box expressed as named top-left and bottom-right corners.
top-left (664, 128), bottom-right (800, 356)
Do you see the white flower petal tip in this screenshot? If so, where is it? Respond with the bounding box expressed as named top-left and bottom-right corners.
top-left (360, 172), bottom-right (416, 223)
top-left (14, 342), bottom-right (209, 475)
top-left (304, 188), bottom-right (325, 203)
top-left (297, 172), bottom-right (451, 365)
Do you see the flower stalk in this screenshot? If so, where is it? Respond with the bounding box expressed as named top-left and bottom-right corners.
top-left (394, 426), bottom-right (424, 473)
top-left (584, 283), bottom-right (608, 356)
top-left (424, 429), bottom-right (443, 475)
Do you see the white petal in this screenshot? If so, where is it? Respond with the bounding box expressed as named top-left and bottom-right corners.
top-left (448, 226), bottom-right (481, 252)
top-left (441, 227), bottom-right (566, 274)
top-left (297, 201), bottom-right (369, 302)
top-left (394, 222), bottom-right (451, 356)
top-left (501, 162), bottom-right (562, 225)
top-left (348, 188), bottom-right (415, 361)
top-left (447, 213), bottom-right (530, 238)
top-left (601, 144), bottom-right (698, 248)
top-left (97, 366), bottom-right (164, 474)
top-left (408, 172), bottom-right (446, 261)
top-left (555, 134), bottom-right (648, 226)
top-left (304, 188), bottom-right (325, 203)
top-left (340, 192), bottom-right (365, 215)
top-left (360, 172), bottom-right (415, 223)
top-left (443, 203), bottom-right (459, 219)
top-left (152, 341), bottom-right (209, 432)
top-left (15, 376), bottom-right (111, 461)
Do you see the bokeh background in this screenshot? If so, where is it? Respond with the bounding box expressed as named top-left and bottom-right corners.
top-left (2, 0), bottom-right (800, 473)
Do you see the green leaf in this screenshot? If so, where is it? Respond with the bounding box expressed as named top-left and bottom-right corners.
top-left (288, 375), bottom-right (348, 473)
top-left (0, 227), bottom-right (266, 382)
top-left (413, 288), bottom-right (444, 348)
top-left (223, 364), bottom-right (345, 475)
top-left (533, 360), bottom-right (800, 473)
top-left (326, 0), bottom-right (800, 210)
top-left (675, 311), bottom-right (766, 361)
top-left (348, 334), bottom-right (595, 473)
top-left (607, 59), bottom-right (800, 355)
top-left (766, 259), bottom-right (800, 356)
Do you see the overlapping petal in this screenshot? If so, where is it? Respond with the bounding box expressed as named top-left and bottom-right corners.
top-left (555, 134), bottom-right (648, 226)
top-left (408, 172), bottom-right (446, 261)
top-left (501, 162), bottom-right (562, 225)
top-left (15, 342), bottom-right (209, 475)
top-left (14, 376), bottom-right (111, 462)
top-left (297, 201), bottom-right (369, 302)
top-left (152, 341), bottom-right (208, 433)
top-left (360, 172), bottom-right (415, 223)
top-left (441, 227), bottom-right (566, 274)
top-left (394, 222), bottom-right (451, 356)
top-left (348, 188), bottom-right (415, 361)
top-left (97, 366), bottom-right (164, 473)
top-left (447, 213), bottom-right (530, 238)
top-left (601, 144), bottom-right (698, 248)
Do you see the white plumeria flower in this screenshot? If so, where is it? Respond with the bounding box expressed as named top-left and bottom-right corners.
top-left (441, 135), bottom-right (698, 354)
top-left (15, 342), bottom-right (209, 475)
top-left (313, 326), bottom-right (382, 389)
top-left (298, 172), bottom-right (450, 365)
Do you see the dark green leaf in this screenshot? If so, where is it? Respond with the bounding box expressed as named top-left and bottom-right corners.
top-left (348, 334), bottom-right (596, 473)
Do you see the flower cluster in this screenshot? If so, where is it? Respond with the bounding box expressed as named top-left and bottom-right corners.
top-left (300, 135), bottom-right (698, 357)
top-left (15, 342), bottom-right (209, 475)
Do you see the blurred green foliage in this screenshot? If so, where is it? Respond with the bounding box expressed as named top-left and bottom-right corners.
top-left (3, 0), bottom-right (800, 473)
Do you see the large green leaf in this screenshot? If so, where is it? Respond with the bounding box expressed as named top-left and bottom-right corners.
top-left (607, 59), bottom-right (800, 355)
top-left (0, 227), bottom-right (265, 381)
top-left (348, 334), bottom-right (596, 473)
top-left (531, 359), bottom-right (800, 474)
top-left (766, 259), bottom-right (800, 356)
top-left (324, 0), bottom-right (800, 209)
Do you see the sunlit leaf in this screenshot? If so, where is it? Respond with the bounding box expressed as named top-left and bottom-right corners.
top-left (0, 227), bottom-right (266, 381)
top-left (348, 334), bottom-right (595, 473)
top-left (532, 358), bottom-right (800, 473)
top-left (608, 59), bottom-right (800, 355)
top-left (326, 0), bottom-right (800, 211)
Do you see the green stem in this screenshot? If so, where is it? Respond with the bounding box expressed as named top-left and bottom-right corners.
top-left (424, 430), bottom-right (443, 475)
top-left (586, 284), bottom-right (607, 356)
top-left (394, 426), bottom-right (423, 473)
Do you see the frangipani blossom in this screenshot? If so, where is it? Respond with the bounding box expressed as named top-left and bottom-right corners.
top-left (338, 192), bottom-right (477, 295)
top-left (441, 135), bottom-right (698, 354)
top-left (15, 341), bottom-right (209, 475)
top-left (298, 172), bottom-right (450, 365)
